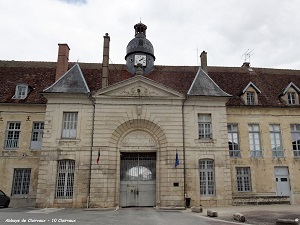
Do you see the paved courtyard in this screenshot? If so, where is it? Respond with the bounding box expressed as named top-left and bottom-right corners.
top-left (194, 204), bottom-right (300, 225)
top-left (0, 205), bottom-right (299, 225)
top-left (0, 207), bottom-right (242, 225)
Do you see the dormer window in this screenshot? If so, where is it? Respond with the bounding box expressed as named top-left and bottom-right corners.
top-left (12, 84), bottom-right (29, 99)
top-left (247, 91), bottom-right (255, 105)
top-left (281, 82), bottom-right (300, 106)
top-left (288, 92), bottom-right (296, 105)
top-left (242, 82), bottom-right (261, 105)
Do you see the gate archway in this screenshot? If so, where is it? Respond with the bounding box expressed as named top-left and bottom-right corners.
top-left (109, 119), bottom-right (167, 207)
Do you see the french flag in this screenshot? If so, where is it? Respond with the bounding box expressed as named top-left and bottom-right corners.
top-left (96, 148), bottom-right (100, 164)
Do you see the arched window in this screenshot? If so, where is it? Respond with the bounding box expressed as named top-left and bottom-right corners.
top-left (55, 160), bottom-right (75, 199)
top-left (199, 159), bottom-right (215, 196)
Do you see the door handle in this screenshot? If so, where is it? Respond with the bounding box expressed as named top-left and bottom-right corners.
top-left (136, 189), bottom-right (139, 196)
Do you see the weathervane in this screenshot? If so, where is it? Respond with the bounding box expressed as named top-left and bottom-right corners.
top-left (242, 49), bottom-right (254, 62)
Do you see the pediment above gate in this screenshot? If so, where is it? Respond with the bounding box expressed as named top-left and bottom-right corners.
top-left (122, 131), bottom-right (156, 147)
top-left (94, 75), bottom-right (184, 99)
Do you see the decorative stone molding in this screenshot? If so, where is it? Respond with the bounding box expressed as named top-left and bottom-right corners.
top-left (116, 85), bottom-right (160, 97)
top-left (122, 131), bottom-right (156, 147)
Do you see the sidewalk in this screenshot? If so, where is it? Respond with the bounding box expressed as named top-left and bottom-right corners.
top-left (186, 205), bottom-right (300, 225)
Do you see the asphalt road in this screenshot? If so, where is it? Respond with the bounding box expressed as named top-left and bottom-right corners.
top-left (0, 207), bottom-right (243, 225)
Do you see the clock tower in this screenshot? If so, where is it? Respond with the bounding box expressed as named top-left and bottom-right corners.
top-left (125, 22), bottom-right (155, 75)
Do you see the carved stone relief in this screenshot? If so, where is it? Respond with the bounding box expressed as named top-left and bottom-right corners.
top-left (122, 131), bottom-right (156, 147)
top-left (115, 85), bottom-right (160, 97)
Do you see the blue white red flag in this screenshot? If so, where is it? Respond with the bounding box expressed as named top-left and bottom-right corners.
top-left (96, 148), bottom-right (100, 164)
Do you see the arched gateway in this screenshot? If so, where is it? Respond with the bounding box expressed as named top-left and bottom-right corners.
top-left (110, 119), bottom-right (167, 207)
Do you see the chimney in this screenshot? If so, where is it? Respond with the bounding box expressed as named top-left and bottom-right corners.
top-left (200, 51), bottom-right (208, 74)
top-left (102, 33), bottom-right (110, 88)
top-left (242, 62), bottom-right (250, 68)
top-left (55, 44), bottom-right (70, 81)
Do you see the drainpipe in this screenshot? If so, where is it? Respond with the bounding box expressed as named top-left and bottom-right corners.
top-left (87, 97), bottom-right (95, 208)
top-left (182, 95), bottom-right (188, 204)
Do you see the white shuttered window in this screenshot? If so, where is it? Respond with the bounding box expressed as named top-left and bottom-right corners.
top-left (62, 112), bottom-right (78, 139)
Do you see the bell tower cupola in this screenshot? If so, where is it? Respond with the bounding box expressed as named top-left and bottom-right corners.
top-left (125, 22), bottom-right (155, 75)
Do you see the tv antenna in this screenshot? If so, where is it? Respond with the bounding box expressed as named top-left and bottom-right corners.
top-left (242, 49), bottom-right (254, 62)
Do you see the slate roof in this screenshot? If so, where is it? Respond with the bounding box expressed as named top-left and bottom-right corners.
top-left (1, 60), bottom-right (300, 107)
top-left (187, 68), bottom-right (231, 97)
top-left (44, 64), bottom-right (90, 93)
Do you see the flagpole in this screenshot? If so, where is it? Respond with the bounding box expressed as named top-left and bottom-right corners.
top-left (87, 100), bottom-right (95, 208)
top-left (182, 95), bottom-right (188, 205)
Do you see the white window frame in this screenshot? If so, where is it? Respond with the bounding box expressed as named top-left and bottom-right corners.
top-left (199, 159), bottom-right (215, 196)
top-left (291, 124), bottom-right (300, 157)
top-left (30, 122), bottom-right (44, 150)
top-left (236, 167), bottom-right (251, 192)
top-left (62, 112), bottom-right (78, 139)
top-left (5, 122), bottom-right (21, 149)
top-left (55, 160), bottom-right (75, 199)
top-left (246, 91), bottom-right (255, 105)
top-left (198, 114), bottom-right (212, 139)
top-left (248, 124), bottom-right (262, 157)
top-left (270, 124), bottom-right (284, 158)
top-left (228, 124), bottom-right (241, 158)
top-left (11, 168), bottom-right (31, 195)
top-left (287, 92), bottom-right (296, 105)
top-left (12, 85), bottom-right (28, 99)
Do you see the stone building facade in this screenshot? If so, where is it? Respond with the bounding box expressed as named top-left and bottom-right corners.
top-left (0, 22), bottom-right (300, 208)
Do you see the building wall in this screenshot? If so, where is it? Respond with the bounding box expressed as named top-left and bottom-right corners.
top-left (184, 96), bottom-right (233, 207)
top-left (35, 95), bottom-right (94, 208)
top-left (227, 107), bottom-right (300, 204)
top-left (2, 89), bottom-right (300, 208)
top-left (0, 104), bottom-right (45, 207)
top-left (89, 96), bottom-right (186, 208)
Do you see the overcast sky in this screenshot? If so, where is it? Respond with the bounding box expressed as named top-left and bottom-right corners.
top-left (0, 0), bottom-right (299, 69)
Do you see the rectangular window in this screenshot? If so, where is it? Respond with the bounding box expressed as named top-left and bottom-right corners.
top-left (270, 124), bottom-right (284, 157)
top-left (62, 112), bottom-right (78, 139)
top-left (12, 85), bottom-right (28, 99)
top-left (199, 159), bottom-right (215, 196)
top-left (291, 124), bottom-right (300, 157)
top-left (287, 92), bottom-right (296, 105)
top-left (198, 114), bottom-right (212, 139)
top-left (228, 124), bottom-right (241, 158)
top-left (5, 122), bottom-right (21, 149)
top-left (248, 124), bottom-right (262, 157)
top-left (55, 160), bottom-right (75, 199)
top-left (11, 169), bottom-right (31, 195)
top-left (247, 92), bottom-right (255, 105)
top-left (236, 167), bottom-right (251, 192)
top-left (30, 122), bottom-right (44, 150)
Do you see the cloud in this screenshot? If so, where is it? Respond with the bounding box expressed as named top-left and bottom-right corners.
top-left (0, 0), bottom-right (299, 69)
top-left (58, 0), bottom-right (87, 4)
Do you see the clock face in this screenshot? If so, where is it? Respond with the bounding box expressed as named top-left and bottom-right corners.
top-left (134, 55), bottom-right (147, 66)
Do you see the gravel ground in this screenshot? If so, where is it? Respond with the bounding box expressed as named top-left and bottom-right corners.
top-left (188, 205), bottom-right (300, 225)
